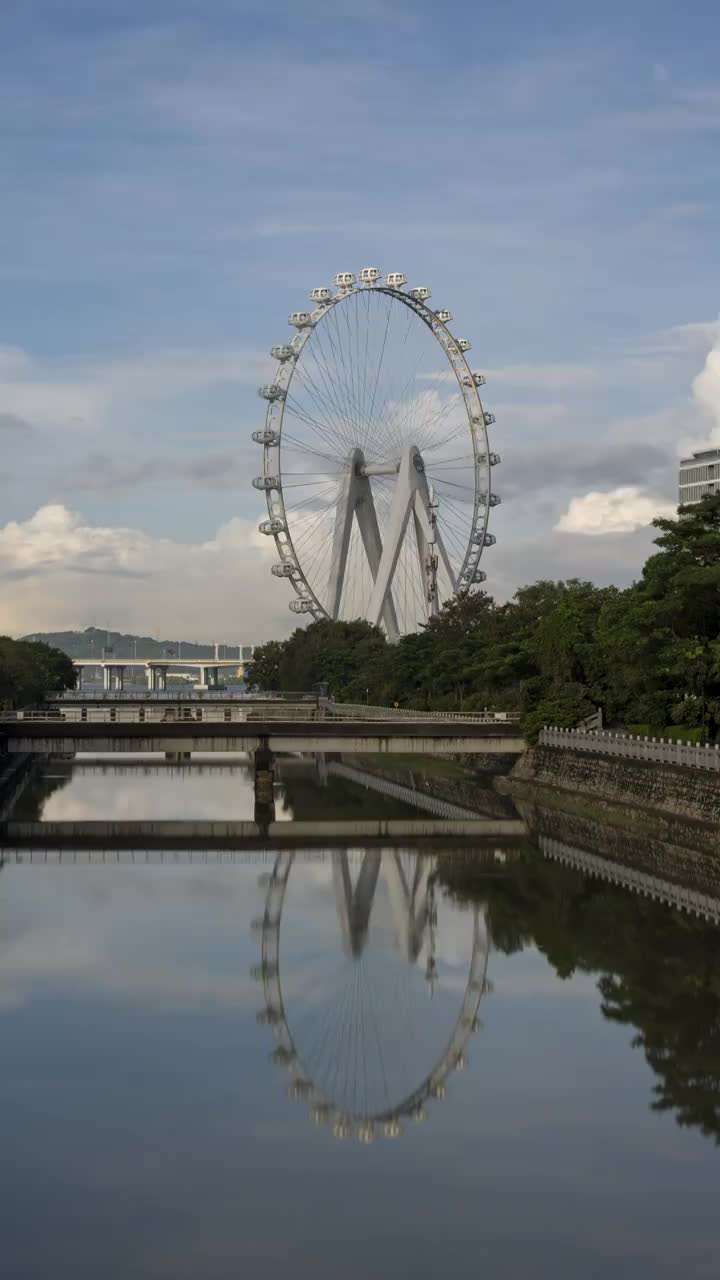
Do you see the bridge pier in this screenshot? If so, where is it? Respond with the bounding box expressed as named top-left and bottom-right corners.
top-left (102, 665), bottom-right (125, 692)
top-left (145, 665), bottom-right (168, 692)
top-left (197, 665), bottom-right (221, 691)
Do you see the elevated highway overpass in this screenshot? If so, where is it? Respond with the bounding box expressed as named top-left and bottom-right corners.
top-left (72, 657), bottom-right (245, 692)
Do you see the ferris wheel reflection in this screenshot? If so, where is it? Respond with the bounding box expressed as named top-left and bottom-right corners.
top-left (252, 849), bottom-right (489, 1143)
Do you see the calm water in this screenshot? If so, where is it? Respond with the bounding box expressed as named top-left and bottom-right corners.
top-left (1, 756), bottom-right (719, 1278)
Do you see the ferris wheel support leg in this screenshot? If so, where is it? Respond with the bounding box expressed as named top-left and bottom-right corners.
top-left (354, 482), bottom-right (400, 641)
top-left (408, 856), bottom-right (435, 962)
top-left (328, 456), bottom-right (362, 621)
top-left (412, 472), bottom-right (457, 602)
top-left (366, 450), bottom-right (417, 634)
top-left (349, 852), bottom-right (382, 956)
top-left (412, 502), bottom-right (438, 624)
top-left (328, 451), bottom-right (400, 639)
top-left (382, 849), bottom-right (415, 963)
top-left (332, 851), bottom-right (354, 959)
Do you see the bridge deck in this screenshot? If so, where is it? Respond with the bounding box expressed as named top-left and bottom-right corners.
top-left (1, 718), bottom-right (526, 755)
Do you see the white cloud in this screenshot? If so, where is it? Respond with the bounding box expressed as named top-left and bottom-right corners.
top-left (691, 324), bottom-right (720, 441)
top-left (0, 504), bottom-right (292, 643)
top-left (554, 486), bottom-right (675, 536)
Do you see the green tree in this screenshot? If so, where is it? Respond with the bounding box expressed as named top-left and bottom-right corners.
top-left (245, 640), bottom-right (285, 692)
top-left (247, 620), bottom-right (390, 702)
top-left (0, 637), bottom-right (76, 709)
top-left (597, 496), bottom-right (720, 734)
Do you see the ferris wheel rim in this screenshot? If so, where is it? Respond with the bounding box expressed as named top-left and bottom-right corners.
top-left (255, 849), bottom-right (490, 1137)
top-left (254, 274), bottom-right (498, 629)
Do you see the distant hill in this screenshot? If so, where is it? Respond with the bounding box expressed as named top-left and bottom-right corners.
top-left (22, 627), bottom-right (251, 661)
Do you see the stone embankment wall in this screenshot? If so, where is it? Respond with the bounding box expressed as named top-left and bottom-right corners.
top-left (507, 745), bottom-right (720, 836)
top-left (515, 799), bottom-right (720, 894)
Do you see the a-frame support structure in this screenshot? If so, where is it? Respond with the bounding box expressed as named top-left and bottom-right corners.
top-left (327, 445), bottom-right (456, 642)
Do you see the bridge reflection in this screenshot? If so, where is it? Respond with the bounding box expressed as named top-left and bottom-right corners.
top-left (0, 817), bottom-right (525, 856)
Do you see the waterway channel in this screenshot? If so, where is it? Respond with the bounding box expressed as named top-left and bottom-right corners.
top-left (1, 753), bottom-right (719, 1278)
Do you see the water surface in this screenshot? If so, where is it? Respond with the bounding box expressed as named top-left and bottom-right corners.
top-left (1, 757), bottom-right (718, 1278)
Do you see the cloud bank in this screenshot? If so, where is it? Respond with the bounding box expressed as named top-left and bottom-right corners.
top-left (554, 486), bottom-right (676, 536)
top-left (0, 505), bottom-right (290, 643)
top-left (692, 320), bottom-right (720, 442)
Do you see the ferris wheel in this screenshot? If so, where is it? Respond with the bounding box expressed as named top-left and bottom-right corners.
top-left (252, 850), bottom-right (490, 1142)
top-left (252, 268), bottom-right (500, 639)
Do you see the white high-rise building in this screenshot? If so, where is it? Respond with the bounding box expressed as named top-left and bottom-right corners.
top-left (678, 447), bottom-right (720, 506)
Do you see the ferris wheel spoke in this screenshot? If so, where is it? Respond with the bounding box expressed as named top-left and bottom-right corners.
top-left (323, 964), bottom-right (360, 1108)
top-left (292, 974), bottom-right (353, 1064)
top-left (282, 482), bottom-right (338, 514)
top-left (301, 538), bottom-right (333, 599)
top-left (295, 357), bottom-right (357, 455)
top-left (283, 400), bottom-right (349, 461)
top-left (413, 397), bottom-right (468, 456)
top-left (316, 310), bottom-right (362, 443)
top-left (286, 376), bottom-right (355, 450)
top-left (302, 321), bottom-right (354, 427)
top-left (372, 326), bottom-right (441, 451)
top-left (363, 960), bottom-right (393, 1110)
top-left (341, 298), bottom-right (366, 447)
top-left (382, 379), bottom-right (455, 455)
top-left (422, 418), bottom-right (478, 454)
top-left (291, 504), bottom-right (337, 552)
top-left (280, 436), bottom-right (346, 470)
top-left (285, 389), bottom-right (354, 459)
top-left (333, 301), bottom-right (365, 444)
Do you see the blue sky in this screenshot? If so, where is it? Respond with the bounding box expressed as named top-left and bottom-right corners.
top-left (1, 0), bottom-right (719, 641)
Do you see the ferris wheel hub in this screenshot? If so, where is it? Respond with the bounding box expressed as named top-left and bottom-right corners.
top-left (358, 458), bottom-right (401, 477)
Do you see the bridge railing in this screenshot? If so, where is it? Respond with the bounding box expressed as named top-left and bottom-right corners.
top-left (320, 700), bottom-right (521, 724)
top-left (2, 703), bottom-right (320, 725)
top-left (49, 689), bottom-right (316, 704)
top-left (540, 725), bottom-right (720, 771)
top-left (5, 701), bottom-right (522, 728)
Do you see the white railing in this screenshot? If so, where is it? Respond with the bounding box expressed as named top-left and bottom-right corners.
top-left (540, 725), bottom-right (720, 771)
top-left (321, 700), bottom-right (521, 724)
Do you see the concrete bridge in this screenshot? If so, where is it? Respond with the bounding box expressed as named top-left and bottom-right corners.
top-left (0, 710), bottom-right (526, 757)
top-left (72, 657), bottom-right (244, 692)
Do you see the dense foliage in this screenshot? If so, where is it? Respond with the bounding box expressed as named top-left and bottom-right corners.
top-left (440, 851), bottom-right (720, 1144)
top-left (246, 496), bottom-right (720, 740)
top-left (0, 636), bottom-right (76, 709)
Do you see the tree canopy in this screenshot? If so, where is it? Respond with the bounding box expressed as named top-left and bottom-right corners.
top-left (0, 637), bottom-right (76, 710)
top-left (246, 496), bottom-right (720, 740)
top-left (440, 849), bottom-right (720, 1145)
